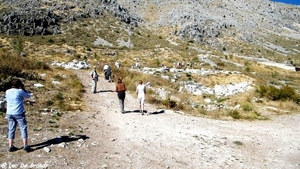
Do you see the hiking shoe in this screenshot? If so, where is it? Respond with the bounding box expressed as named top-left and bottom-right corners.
top-left (23, 146), bottom-right (32, 153)
top-left (8, 146), bottom-right (18, 152)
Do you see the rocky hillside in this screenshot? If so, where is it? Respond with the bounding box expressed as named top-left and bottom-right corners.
top-left (0, 0), bottom-right (143, 35)
top-left (1, 0), bottom-right (300, 117)
top-left (116, 0), bottom-right (300, 54)
top-left (0, 0), bottom-right (299, 55)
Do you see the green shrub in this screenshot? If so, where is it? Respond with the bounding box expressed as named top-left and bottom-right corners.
top-left (186, 73), bottom-right (192, 78)
top-left (48, 39), bottom-right (54, 43)
top-left (53, 74), bottom-right (63, 81)
top-left (233, 141), bottom-right (243, 146)
top-left (241, 103), bottom-right (253, 111)
top-left (228, 110), bottom-right (240, 119)
top-left (11, 36), bottom-right (25, 56)
top-left (256, 85), bottom-right (268, 98)
top-left (217, 62), bottom-right (225, 67)
top-left (245, 66), bottom-right (251, 72)
top-left (279, 85), bottom-right (298, 101)
top-left (55, 92), bottom-right (64, 101)
top-left (256, 85), bottom-right (300, 103)
top-left (46, 100), bottom-right (54, 106)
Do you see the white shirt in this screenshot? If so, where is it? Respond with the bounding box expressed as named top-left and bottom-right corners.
top-left (136, 84), bottom-right (146, 98)
top-left (90, 69), bottom-right (98, 79)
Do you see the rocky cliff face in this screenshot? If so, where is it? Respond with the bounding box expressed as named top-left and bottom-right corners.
top-left (115, 0), bottom-right (300, 46)
top-left (0, 0), bottom-right (299, 52)
top-left (0, 0), bottom-right (143, 36)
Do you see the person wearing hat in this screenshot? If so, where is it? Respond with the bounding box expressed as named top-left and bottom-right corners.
top-left (115, 78), bottom-right (126, 113)
top-left (103, 64), bottom-right (112, 82)
top-left (90, 66), bottom-right (99, 93)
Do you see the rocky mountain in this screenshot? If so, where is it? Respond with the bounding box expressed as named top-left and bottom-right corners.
top-left (0, 0), bottom-right (299, 55)
top-left (0, 0), bottom-right (143, 35)
top-left (115, 0), bottom-right (300, 54)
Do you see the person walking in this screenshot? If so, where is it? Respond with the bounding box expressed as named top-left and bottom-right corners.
top-left (90, 66), bottom-right (99, 93)
top-left (5, 78), bottom-right (32, 152)
top-left (103, 64), bottom-right (112, 82)
top-left (136, 80), bottom-right (146, 115)
top-left (115, 78), bottom-right (126, 113)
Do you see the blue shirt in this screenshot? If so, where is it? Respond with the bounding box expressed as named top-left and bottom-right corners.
top-left (5, 88), bottom-right (31, 115)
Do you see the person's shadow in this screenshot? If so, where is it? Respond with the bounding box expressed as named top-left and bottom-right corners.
top-left (29, 135), bottom-right (89, 152)
top-left (122, 109), bottom-right (165, 115)
top-left (97, 89), bottom-right (114, 93)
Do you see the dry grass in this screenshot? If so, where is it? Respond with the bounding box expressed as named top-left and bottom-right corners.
top-left (1, 12), bottom-right (300, 121)
top-left (36, 68), bottom-right (84, 111)
top-left (261, 100), bottom-right (300, 114)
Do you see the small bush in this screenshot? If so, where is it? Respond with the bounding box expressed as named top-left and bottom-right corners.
top-left (245, 66), bottom-right (251, 72)
top-left (186, 73), bottom-right (192, 78)
top-left (280, 85), bottom-right (299, 101)
top-left (217, 62), bottom-right (225, 67)
top-left (256, 85), bottom-right (299, 104)
top-left (53, 74), bottom-right (63, 81)
top-left (233, 141), bottom-right (243, 146)
top-left (228, 110), bottom-right (240, 119)
top-left (241, 103), bottom-right (253, 111)
top-left (46, 100), bottom-right (54, 106)
top-left (55, 92), bottom-right (64, 101)
top-left (48, 39), bottom-right (54, 43)
top-left (256, 85), bottom-right (268, 98)
top-left (11, 36), bottom-right (25, 56)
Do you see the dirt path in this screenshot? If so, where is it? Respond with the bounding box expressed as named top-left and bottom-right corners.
top-left (74, 69), bottom-right (300, 169)
top-left (0, 69), bottom-right (299, 169)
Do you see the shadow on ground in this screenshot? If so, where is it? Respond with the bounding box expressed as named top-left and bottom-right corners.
top-left (97, 90), bottom-right (114, 93)
top-left (122, 109), bottom-right (165, 115)
top-left (29, 135), bottom-right (89, 152)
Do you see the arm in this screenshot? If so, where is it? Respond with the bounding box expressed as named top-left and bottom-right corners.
top-left (90, 71), bottom-right (93, 78)
top-left (21, 84), bottom-right (31, 98)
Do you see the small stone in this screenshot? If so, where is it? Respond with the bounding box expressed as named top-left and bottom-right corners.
top-left (43, 147), bottom-right (51, 152)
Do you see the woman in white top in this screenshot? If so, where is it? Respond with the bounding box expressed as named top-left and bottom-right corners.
top-left (136, 80), bottom-right (146, 115)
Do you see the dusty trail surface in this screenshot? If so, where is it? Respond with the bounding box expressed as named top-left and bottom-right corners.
top-left (0, 69), bottom-right (299, 169)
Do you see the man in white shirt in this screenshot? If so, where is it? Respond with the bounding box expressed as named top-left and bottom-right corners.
top-left (90, 66), bottom-right (98, 93)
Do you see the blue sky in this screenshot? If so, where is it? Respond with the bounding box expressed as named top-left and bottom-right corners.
top-left (272, 0), bottom-right (300, 5)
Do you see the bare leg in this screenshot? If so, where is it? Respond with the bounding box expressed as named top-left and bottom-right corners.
top-left (8, 139), bottom-right (13, 147)
top-left (139, 104), bottom-right (141, 113)
top-left (23, 138), bottom-right (28, 147)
